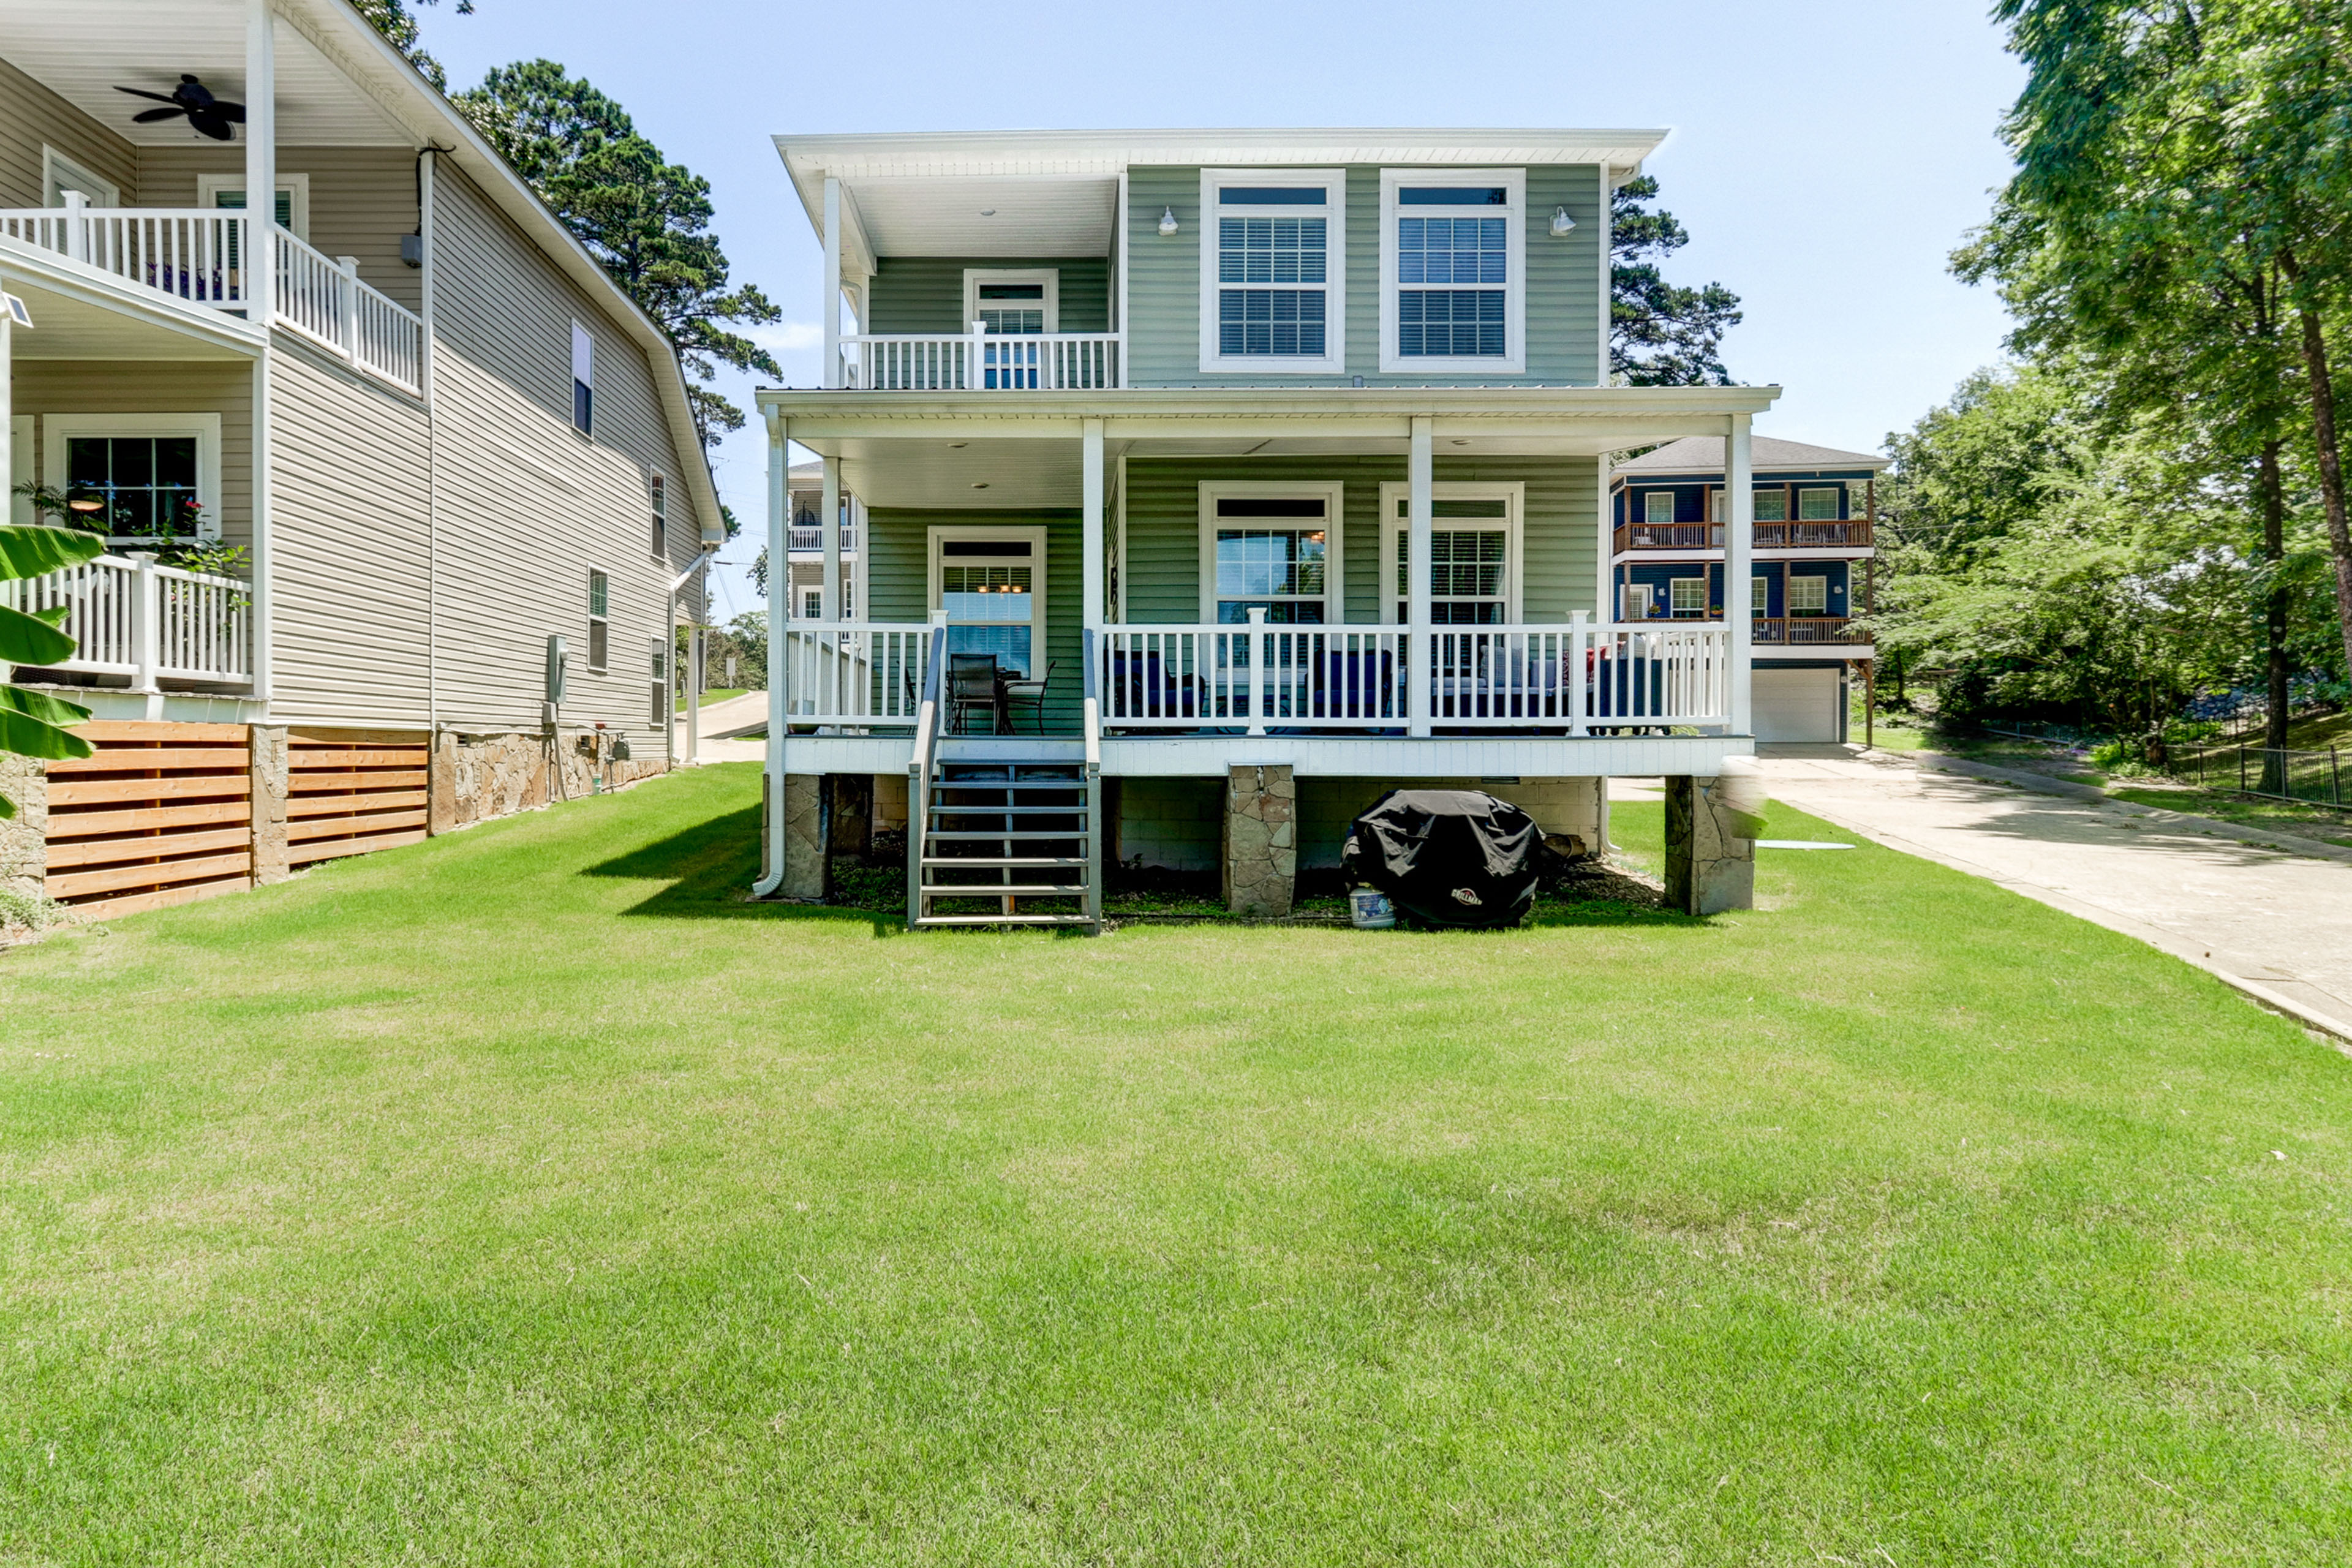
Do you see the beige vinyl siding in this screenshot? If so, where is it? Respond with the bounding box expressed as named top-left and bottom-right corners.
top-left (865, 508), bottom-right (1082, 735)
top-left (138, 146), bottom-right (424, 312)
top-left (423, 164), bottom-right (699, 737)
top-left (266, 350), bottom-right (431, 725)
top-left (1125, 164), bottom-right (1604, 388)
top-left (0, 56), bottom-right (137, 209)
top-left (9, 361), bottom-right (254, 546)
top-left (1121, 455), bottom-right (1599, 624)
top-left (867, 257), bottom-right (1112, 334)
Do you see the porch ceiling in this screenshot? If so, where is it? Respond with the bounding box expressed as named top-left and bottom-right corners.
top-left (0, 247), bottom-right (260, 360)
top-left (0, 0), bottom-right (411, 148)
top-left (836, 178), bottom-right (1120, 270)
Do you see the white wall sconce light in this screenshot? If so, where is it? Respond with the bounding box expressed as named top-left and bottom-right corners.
top-left (1159, 206), bottom-right (1180, 237)
top-left (1550, 206), bottom-right (1577, 237)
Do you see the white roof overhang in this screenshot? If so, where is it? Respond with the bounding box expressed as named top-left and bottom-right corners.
top-left (0, 236), bottom-right (263, 360)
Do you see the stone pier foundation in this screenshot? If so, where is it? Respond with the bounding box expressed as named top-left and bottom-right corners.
top-left (248, 725), bottom-right (290, 884)
top-left (1665, 760), bottom-right (1763, 915)
top-left (1222, 763), bottom-right (1296, 916)
top-left (781, 772), bottom-right (827, 900)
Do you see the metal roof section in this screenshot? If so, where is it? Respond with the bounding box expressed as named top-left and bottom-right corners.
top-left (1613, 435), bottom-right (1888, 475)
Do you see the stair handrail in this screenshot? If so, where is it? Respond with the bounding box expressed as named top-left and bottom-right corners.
top-left (1082, 627), bottom-right (1104, 930)
top-left (905, 614), bottom-right (949, 927)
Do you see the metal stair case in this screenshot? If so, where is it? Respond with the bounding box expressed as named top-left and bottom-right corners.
top-left (904, 628), bottom-right (1102, 930)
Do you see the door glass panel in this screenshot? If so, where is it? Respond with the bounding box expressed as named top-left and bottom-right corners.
top-left (941, 562), bottom-right (1035, 676)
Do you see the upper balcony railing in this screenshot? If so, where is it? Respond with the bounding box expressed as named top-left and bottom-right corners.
top-left (786, 527), bottom-right (859, 552)
top-left (1614, 519), bottom-right (1874, 554)
top-left (1621, 609), bottom-right (1869, 646)
top-left (842, 324), bottom-right (1121, 392)
top-left (0, 196), bottom-right (423, 396)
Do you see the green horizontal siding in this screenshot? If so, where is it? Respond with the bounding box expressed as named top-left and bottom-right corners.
top-left (1126, 165), bottom-right (1602, 388)
top-left (864, 507), bottom-right (1084, 736)
top-left (868, 257), bottom-right (1110, 335)
top-left (1121, 456), bottom-right (1600, 624)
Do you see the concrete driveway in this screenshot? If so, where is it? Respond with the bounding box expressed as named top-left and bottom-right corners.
top-left (1733, 746), bottom-right (2352, 1041)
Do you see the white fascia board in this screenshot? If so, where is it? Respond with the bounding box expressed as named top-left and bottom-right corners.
top-left (761, 731), bottom-right (1753, 778)
top-left (277, 0), bottom-right (724, 538)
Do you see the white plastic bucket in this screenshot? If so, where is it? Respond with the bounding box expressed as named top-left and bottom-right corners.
top-left (1348, 888), bottom-right (1396, 929)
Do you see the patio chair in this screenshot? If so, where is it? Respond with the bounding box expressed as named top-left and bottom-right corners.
top-left (948, 653), bottom-right (1003, 734)
top-left (1003, 660), bottom-right (1055, 734)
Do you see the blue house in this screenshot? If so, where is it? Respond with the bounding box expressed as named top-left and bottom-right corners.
top-left (1611, 436), bottom-right (1880, 742)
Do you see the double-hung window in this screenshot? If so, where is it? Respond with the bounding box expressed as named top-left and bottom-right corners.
top-left (1797, 487), bottom-right (1841, 521)
top-left (1752, 487), bottom-right (1789, 522)
top-left (1669, 577), bottom-right (1708, 618)
top-left (1381, 170), bottom-right (1525, 373)
top-left (1378, 483), bottom-right (1524, 625)
top-left (1200, 485), bottom-right (1340, 624)
top-left (649, 474), bottom-right (667, 559)
top-left (1789, 573), bottom-right (1831, 616)
top-left (587, 570), bottom-right (610, 671)
top-left (1198, 171), bottom-right (1346, 375)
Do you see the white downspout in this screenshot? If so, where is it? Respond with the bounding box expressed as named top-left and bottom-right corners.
top-left (753, 409), bottom-right (790, 896)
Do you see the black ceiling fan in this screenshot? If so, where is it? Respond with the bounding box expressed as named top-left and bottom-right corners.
top-left (115, 76), bottom-right (246, 141)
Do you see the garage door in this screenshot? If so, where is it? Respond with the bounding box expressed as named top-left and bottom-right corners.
top-left (1753, 667), bottom-right (1844, 742)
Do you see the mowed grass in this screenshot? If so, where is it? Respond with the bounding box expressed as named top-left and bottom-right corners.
top-left (4, 764), bottom-right (2350, 1565)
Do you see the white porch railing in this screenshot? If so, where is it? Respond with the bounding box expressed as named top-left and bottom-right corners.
top-left (2, 551), bottom-right (252, 688)
top-left (0, 199), bottom-right (425, 394)
top-left (273, 228), bottom-right (424, 393)
top-left (0, 200), bottom-right (248, 306)
top-left (1095, 618), bottom-right (1732, 733)
top-left (843, 327), bottom-right (1121, 391)
top-left (780, 622), bottom-right (932, 723)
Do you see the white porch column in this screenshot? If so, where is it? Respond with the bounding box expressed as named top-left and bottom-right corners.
top-left (1725, 413), bottom-right (1754, 735)
top-left (1081, 417), bottom-right (1106, 630)
top-left (1407, 414), bottom-right (1434, 737)
top-left (1, 298), bottom-right (12, 516)
top-left (820, 455), bottom-right (842, 621)
top-left (244, 0), bottom-right (276, 325)
top-left (821, 178), bottom-right (843, 390)
top-left (755, 409), bottom-right (790, 897)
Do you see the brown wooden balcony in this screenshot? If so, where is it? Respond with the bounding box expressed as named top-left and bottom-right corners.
top-left (1621, 611), bottom-right (1869, 646)
top-left (1613, 519), bottom-right (1874, 553)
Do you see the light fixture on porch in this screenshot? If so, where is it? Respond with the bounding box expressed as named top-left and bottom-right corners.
top-left (66, 492), bottom-right (105, 516)
top-left (1158, 206), bottom-right (1180, 237)
top-left (1550, 205), bottom-right (1576, 237)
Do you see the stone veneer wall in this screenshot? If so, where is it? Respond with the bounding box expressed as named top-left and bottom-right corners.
top-left (430, 728), bottom-right (666, 832)
top-left (0, 753), bottom-right (47, 905)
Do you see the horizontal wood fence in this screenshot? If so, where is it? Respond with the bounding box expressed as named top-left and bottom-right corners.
top-left (43, 722), bottom-right (254, 918)
top-left (287, 729), bottom-right (430, 865)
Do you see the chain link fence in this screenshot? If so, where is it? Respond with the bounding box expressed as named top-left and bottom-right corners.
top-left (2162, 744), bottom-right (2345, 807)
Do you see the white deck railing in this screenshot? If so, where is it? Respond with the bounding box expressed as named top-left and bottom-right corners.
top-left (1096, 618), bottom-right (1732, 733)
top-left (0, 198), bottom-right (424, 394)
top-left (843, 327), bottom-right (1121, 391)
top-left (2, 551), bottom-right (252, 688)
top-left (780, 622), bottom-right (932, 723)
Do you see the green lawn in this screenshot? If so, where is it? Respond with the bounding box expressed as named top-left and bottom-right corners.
top-left (5, 765), bottom-right (2350, 1564)
top-left (676, 685), bottom-right (753, 712)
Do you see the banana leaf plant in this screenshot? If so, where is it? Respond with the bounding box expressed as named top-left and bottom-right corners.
top-left (0, 522), bottom-right (104, 818)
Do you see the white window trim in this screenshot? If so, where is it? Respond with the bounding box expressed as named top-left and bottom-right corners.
top-left (1197, 168), bottom-right (1348, 377)
top-left (1378, 480), bottom-right (1525, 625)
top-left (586, 568), bottom-right (611, 672)
top-left (1797, 486), bottom-right (1841, 522)
top-left (43, 146), bottom-right (119, 208)
top-left (962, 268), bottom-right (1059, 333)
top-left (40, 414), bottom-right (224, 541)
top-left (649, 472), bottom-right (668, 562)
top-left (1379, 167), bottom-right (1526, 375)
top-left (1668, 576), bottom-right (1709, 617)
top-left (1618, 580), bottom-right (1656, 622)
top-left (7, 417), bottom-right (31, 527)
top-left (928, 524), bottom-right (1049, 666)
top-left (1752, 573), bottom-right (1768, 616)
top-left (1197, 481), bottom-right (1343, 626)
top-left (1789, 573), bottom-right (1831, 614)
top-left (195, 172), bottom-right (311, 241)
top-left (1643, 489), bottom-right (1676, 525)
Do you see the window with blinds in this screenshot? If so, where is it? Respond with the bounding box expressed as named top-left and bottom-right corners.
top-left (587, 570), bottom-right (610, 671)
top-left (933, 533), bottom-right (1044, 678)
top-left (1200, 173), bottom-right (1345, 372)
top-left (1382, 172), bottom-right (1523, 371)
top-left (1382, 488), bottom-right (1520, 625)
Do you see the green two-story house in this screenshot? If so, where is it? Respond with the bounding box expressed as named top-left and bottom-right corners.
top-left (753, 129), bottom-right (1780, 928)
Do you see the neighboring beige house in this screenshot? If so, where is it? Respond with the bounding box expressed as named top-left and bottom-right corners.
top-left (755, 129), bottom-right (1778, 930)
top-left (0, 0), bottom-right (722, 918)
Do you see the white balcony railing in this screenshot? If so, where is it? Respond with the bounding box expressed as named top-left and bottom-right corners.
top-left (0, 198), bottom-right (424, 395)
top-left (842, 326), bottom-right (1121, 391)
top-left (2, 551), bottom-right (253, 688)
top-left (780, 623), bottom-right (932, 723)
top-left (1096, 617), bottom-right (1732, 733)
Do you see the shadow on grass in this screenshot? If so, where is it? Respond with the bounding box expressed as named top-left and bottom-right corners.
top-left (578, 805), bottom-right (902, 935)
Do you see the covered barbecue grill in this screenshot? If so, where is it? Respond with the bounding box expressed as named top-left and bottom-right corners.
top-left (1341, 789), bottom-right (1542, 929)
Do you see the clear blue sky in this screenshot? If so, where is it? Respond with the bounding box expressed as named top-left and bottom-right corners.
top-left (413, 0), bottom-right (2025, 624)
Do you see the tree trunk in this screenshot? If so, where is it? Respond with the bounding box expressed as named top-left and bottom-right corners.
top-left (2260, 440), bottom-right (2290, 793)
top-left (2293, 300), bottom-right (2352, 684)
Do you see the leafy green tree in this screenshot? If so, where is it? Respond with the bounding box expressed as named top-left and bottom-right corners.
top-left (454, 62), bottom-right (780, 458)
top-left (1610, 175), bottom-right (1742, 385)
top-left (0, 525), bottom-right (104, 816)
top-left (1970, 0), bottom-right (2352, 698)
top-left (350, 0), bottom-right (471, 91)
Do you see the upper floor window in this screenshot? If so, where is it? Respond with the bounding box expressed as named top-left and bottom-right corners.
top-left (43, 146), bottom-right (119, 208)
top-left (571, 322), bottom-right (594, 435)
top-left (1381, 170), bottom-right (1525, 373)
top-left (195, 172), bottom-right (308, 239)
top-left (1752, 487), bottom-right (1788, 522)
top-left (1197, 171), bottom-right (1347, 375)
top-left (1798, 487), bottom-right (1841, 521)
top-left (649, 474), bottom-right (667, 559)
top-left (587, 570), bottom-right (610, 671)
top-left (1643, 491), bottom-right (1676, 526)
top-left (1789, 573), bottom-right (1831, 615)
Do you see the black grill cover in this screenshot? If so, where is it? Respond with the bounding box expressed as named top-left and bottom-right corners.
top-left (1341, 789), bottom-right (1541, 929)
